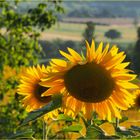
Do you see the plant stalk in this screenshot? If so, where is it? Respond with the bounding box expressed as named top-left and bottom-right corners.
top-left (115, 117), bottom-right (119, 129)
top-left (43, 119), bottom-right (46, 140)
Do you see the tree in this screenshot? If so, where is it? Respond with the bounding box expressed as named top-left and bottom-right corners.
top-left (83, 21), bottom-right (95, 44)
top-left (133, 27), bottom-right (140, 74)
top-left (104, 29), bottom-right (121, 40)
top-left (137, 27), bottom-right (140, 38)
top-left (0, 0), bottom-right (64, 139)
top-left (0, 0), bottom-right (64, 70)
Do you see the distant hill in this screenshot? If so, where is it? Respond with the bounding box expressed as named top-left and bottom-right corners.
top-left (62, 1), bottom-right (140, 18)
top-left (16, 1), bottom-right (140, 18)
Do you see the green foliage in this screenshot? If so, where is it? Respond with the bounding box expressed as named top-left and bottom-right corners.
top-left (116, 126), bottom-right (135, 137)
top-left (0, 0), bottom-right (64, 139)
top-left (119, 116), bottom-right (128, 123)
top-left (130, 125), bottom-right (140, 132)
top-left (104, 29), bottom-right (121, 40)
top-left (8, 129), bottom-right (34, 139)
top-left (57, 114), bottom-right (74, 121)
top-left (21, 94), bottom-right (62, 126)
top-left (61, 124), bottom-right (83, 133)
top-left (86, 124), bottom-right (105, 139)
top-left (45, 113), bottom-right (81, 139)
top-left (0, 66), bottom-right (46, 139)
top-left (0, 0), bottom-right (64, 69)
top-left (0, 97), bottom-right (27, 138)
top-left (0, 34), bottom-right (41, 68)
top-left (78, 123), bottom-right (120, 139)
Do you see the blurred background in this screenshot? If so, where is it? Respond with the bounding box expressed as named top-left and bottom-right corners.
top-left (30, 1), bottom-right (140, 74)
top-left (0, 0), bottom-right (140, 139)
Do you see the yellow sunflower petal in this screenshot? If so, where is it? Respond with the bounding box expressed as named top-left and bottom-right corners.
top-left (101, 45), bottom-right (118, 64)
top-left (42, 85), bottom-right (64, 96)
top-left (99, 43), bottom-right (109, 62)
top-left (115, 62), bottom-right (130, 69)
top-left (112, 73), bottom-right (137, 81)
top-left (105, 53), bottom-right (126, 69)
top-left (85, 40), bottom-right (91, 61)
top-left (95, 42), bottom-right (103, 56)
top-left (117, 81), bottom-right (139, 89)
top-left (110, 93), bottom-right (129, 110)
top-left (59, 50), bottom-right (76, 63)
top-left (51, 59), bottom-right (67, 67)
top-left (40, 80), bottom-right (64, 87)
top-left (84, 103), bottom-right (93, 119)
top-left (89, 39), bottom-right (96, 61)
top-left (104, 101), bottom-right (112, 121)
top-left (107, 100), bottom-right (121, 119)
top-left (95, 42), bottom-right (103, 63)
top-left (67, 47), bottom-right (82, 61)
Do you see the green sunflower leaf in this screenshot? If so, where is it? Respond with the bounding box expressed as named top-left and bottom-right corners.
top-left (132, 78), bottom-right (140, 84)
top-left (20, 94), bottom-right (62, 126)
top-left (60, 124), bottom-right (83, 133)
top-left (101, 135), bottom-right (120, 139)
top-left (8, 129), bottom-right (34, 139)
top-left (129, 135), bottom-right (140, 139)
top-left (81, 51), bottom-right (85, 60)
top-left (86, 124), bottom-right (105, 139)
top-left (57, 114), bottom-right (74, 121)
top-left (116, 126), bottom-right (135, 137)
top-left (119, 116), bottom-right (128, 123)
top-left (130, 125), bottom-right (140, 132)
top-left (93, 119), bottom-right (107, 126)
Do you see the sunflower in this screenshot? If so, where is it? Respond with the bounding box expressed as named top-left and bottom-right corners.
top-left (18, 65), bottom-right (52, 112)
top-left (133, 90), bottom-right (140, 108)
top-left (41, 40), bottom-right (138, 121)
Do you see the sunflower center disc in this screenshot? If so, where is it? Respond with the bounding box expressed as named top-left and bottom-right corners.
top-left (35, 84), bottom-right (51, 103)
top-left (64, 62), bottom-right (115, 103)
top-left (135, 94), bottom-right (140, 108)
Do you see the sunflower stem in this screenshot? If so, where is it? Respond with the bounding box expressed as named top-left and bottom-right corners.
top-left (115, 117), bottom-right (119, 129)
top-left (43, 119), bottom-right (47, 140)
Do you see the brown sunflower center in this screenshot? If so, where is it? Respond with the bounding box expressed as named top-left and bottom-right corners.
top-left (135, 94), bottom-right (140, 108)
top-left (34, 84), bottom-right (51, 103)
top-left (64, 62), bottom-right (115, 103)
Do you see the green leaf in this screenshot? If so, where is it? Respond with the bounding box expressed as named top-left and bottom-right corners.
top-left (21, 94), bottom-right (62, 126)
top-left (130, 125), bottom-right (140, 132)
top-left (132, 78), bottom-right (140, 84)
top-left (116, 126), bottom-right (135, 137)
top-left (8, 129), bottom-right (34, 139)
top-left (93, 119), bottom-right (107, 126)
top-left (129, 135), bottom-right (140, 139)
top-left (38, 3), bottom-right (47, 10)
top-left (81, 51), bottom-right (85, 60)
top-left (86, 124), bottom-right (105, 139)
top-left (57, 114), bottom-right (74, 121)
top-left (102, 135), bottom-right (120, 139)
top-left (86, 124), bottom-right (120, 139)
top-left (119, 116), bottom-right (128, 123)
top-left (61, 124), bottom-right (83, 133)
top-left (8, 10), bottom-right (15, 18)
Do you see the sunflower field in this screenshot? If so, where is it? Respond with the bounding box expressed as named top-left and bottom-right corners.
top-left (1, 0), bottom-right (140, 140)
